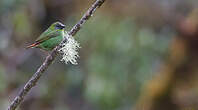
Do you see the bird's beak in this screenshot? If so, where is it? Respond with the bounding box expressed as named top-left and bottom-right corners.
top-left (61, 24), bottom-right (65, 29)
top-left (60, 24), bottom-right (65, 29)
top-left (61, 25), bottom-right (65, 29)
top-left (58, 24), bottom-right (65, 29)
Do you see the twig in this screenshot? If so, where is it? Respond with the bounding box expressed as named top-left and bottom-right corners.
top-left (7, 0), bottom-right (106, 110)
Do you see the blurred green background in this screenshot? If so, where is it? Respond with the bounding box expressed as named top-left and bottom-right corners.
top-left (1, 0), bottom-right (198, 110)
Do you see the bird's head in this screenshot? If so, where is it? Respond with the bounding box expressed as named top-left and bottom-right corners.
top-left (50, 22), bottom-right (65, 30)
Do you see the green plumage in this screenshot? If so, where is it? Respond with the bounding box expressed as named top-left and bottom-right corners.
top-left (27, 22), bottom-right (65, 51)
top-left (37, 34), bottom-right (63, 51)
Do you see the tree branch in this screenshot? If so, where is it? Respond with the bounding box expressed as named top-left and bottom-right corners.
top-left (7, 0), bottom-right (106, 110)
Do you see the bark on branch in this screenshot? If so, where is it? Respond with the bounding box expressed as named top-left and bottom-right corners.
top-left (7, 0), bottom-right (106, 110)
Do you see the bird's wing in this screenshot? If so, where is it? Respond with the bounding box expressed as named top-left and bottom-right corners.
top-left (35, 29), bottom-right (61, 43)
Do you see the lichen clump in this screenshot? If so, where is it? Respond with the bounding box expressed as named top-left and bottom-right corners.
top-left (58, 32), bottom-right (80, 65)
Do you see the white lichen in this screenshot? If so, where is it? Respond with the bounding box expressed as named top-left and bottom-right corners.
top-left (58, 32), bottom-right (80, 65)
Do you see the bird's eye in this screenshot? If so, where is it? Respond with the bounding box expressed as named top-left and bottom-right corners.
top-left (55, 25), bottom-right (60, 30)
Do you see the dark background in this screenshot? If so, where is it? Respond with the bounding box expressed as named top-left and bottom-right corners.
top-left (0, 0), bottom-right (198, 110)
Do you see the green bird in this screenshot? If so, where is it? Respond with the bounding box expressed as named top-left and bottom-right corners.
top-left (26, 21), bottom-right (65, 51)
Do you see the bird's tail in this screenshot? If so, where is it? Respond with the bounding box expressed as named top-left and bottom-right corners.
top-left (26, 43), bottom-right (39, 49)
